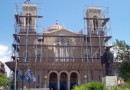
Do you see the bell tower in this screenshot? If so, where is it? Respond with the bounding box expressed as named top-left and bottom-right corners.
top-left (84, 7), bottom-right (111, 62)
top-left (86, 7), bottom-right (102, 35)
top-left (22, 3), bottom-right (37, 32)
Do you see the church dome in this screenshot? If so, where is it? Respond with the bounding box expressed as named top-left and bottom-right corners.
top-left (48, 23), bottom-right (64, 31)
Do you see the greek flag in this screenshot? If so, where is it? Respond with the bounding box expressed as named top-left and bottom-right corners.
top-left (25, 69), bottom-right (32, 79)
top-left (24, 69), bottom-right (36, 83)
top-left (21, 74), bottom-right (28, 81)
top-left (16, 69), bottom-right (22, 78)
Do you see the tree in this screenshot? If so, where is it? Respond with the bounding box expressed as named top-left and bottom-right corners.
top-left (113, 39), bottom-right (130, 82)
top-left (0, 74), bottom-right (9, 88)
top-left (114, 39), bottom-right (129, 61)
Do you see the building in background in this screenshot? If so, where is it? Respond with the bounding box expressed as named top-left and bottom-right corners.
top-left (6, 1), bottom-right (117, 90)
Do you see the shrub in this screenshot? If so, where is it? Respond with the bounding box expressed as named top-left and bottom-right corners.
top-left (73, 82), bottom-right (130, 90)
top-left (73, 84), bottom-right (87, 90)
top-left (73, 82), bottom-right (104, 90)
top-left (117, 83), bottom-right (130, 89)
top-left (87, 82), bottom-right (105, 90)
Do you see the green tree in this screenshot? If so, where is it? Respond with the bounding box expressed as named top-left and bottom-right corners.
top-left (0, 74), bottom-right (9, 88)
top-left (113, 39), bottom-right (130, 82)
top-left (114, 39), bottom-right (129, 62)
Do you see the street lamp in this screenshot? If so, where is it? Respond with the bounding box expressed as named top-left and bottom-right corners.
top-left (44, 75), bottom-right (47, 88)
top-left (84, 75), bottom-right (87, 83)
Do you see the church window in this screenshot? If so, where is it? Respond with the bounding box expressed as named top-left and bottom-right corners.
top-left (26, 13), bottom-right (32, 25)
top-left (54, 38), bottom-right (70, 62)
top-left (35, 46), bottom-right (41, 62)
top-left (93, 16), bottom-right (98, 31)
top-left (91, 70), bottom-right (93, 80)
top-left (23, 51), bottom-right (30, 62)
top-left (84, 54), bottom-right (87, 62)
top-left (99, 75), bottom-right (101, 81)
top-left (37, 75), bottom-right (40, 83)
top-left (25, 13), bottom-right (32, 31)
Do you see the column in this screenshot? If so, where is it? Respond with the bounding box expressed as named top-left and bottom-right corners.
top-left (78, 74), bottom-right (80, 85)
top-left (58, 73), bottom-right (60, 90)
top-left (68, 75), bottom-right (70, 90)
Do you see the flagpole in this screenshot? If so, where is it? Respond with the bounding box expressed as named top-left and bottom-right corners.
top-left (29, 81), bottom-right (30, 90)
top-left (22, 64), bottom-right (25, 90)
top-left (22, 79), bottom-right (23, 90)
top-left (22, 68), bottom-right (24, 90)
top-left (14, 58), bottom-right (17, 90)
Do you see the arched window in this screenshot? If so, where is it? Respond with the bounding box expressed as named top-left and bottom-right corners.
top-left (25, 13), bottom-right (32, 31)
top-left (93, 16), bottom-right (98, 31)
top-left (26, 13), bottom-right (32, 25)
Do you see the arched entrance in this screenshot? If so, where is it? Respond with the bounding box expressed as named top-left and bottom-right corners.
top-left (49, 72), bottom-right (58, 90)
top-left (60, 72), bottom-right (67, 90)
top-left (70, 72), bottom-right (78, 89)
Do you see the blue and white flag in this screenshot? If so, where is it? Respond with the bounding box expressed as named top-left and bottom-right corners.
top-left (16, 69), bottom-right (27, 81)
top-left (25, 69), bottom-right (32, 78)
top-left (32, 75), bottom-right (36, 82)
top-left (27, 75), bottom-right (37, 83)
top-left (16, 69), bottom-right (22, 78)
top-left (24, 69), bottom-right (37, 83)
top-left (21, 74), bottom-right (28, 81)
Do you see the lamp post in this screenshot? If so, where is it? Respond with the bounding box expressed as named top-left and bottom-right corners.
top-left (44, 75), bottom-right (47, 88)
top-left (84, 75), bottom-right (87, 83)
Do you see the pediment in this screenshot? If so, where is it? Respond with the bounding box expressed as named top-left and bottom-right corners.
top-left (44, 29), bottom-right (80, 36)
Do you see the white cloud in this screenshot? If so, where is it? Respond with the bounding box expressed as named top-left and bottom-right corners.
top-left (0, 45), bottom-right (11, 76)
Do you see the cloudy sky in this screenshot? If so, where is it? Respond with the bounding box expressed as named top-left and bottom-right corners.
top-left (0, 45), bottom-right (11, 76)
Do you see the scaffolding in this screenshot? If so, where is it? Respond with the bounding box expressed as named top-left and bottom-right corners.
top-left (9, 2), bottom-right (112, 90)
top-left (12, 2), bottom-right (43, 89)
top-left (83, 6), bottom-right (112, 62)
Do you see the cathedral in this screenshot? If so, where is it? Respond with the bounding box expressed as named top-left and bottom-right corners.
top-left (6, 1), bottom-right (116, 90)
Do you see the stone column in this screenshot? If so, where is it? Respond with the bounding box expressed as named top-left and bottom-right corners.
top-left (58, 73), bottom-right (60, 90)
top-left (68, 75), bottom-right (70, 90)
top-left (78, 73), bottom-right (80, 85)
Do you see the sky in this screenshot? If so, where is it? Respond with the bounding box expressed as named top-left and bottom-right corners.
top-left (0, 0), bottom-right (130, 76)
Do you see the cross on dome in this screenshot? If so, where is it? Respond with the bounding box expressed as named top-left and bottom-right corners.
top-left (48, 23), bottom-right (64, 31)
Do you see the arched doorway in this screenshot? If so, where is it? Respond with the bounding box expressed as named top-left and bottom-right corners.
top-left (70, 72), bottom-right (78, 89)
top-left (60, 72), bottom-right (67, 90)
top-left (49, 72), bottom-right (58, 90)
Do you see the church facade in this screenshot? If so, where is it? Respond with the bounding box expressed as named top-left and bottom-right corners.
top-left (6, 2), bottom-right (115, 90)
